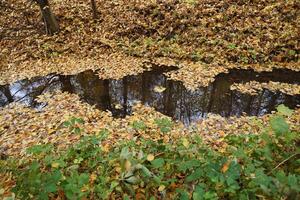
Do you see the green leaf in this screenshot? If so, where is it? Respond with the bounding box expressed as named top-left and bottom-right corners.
top-left (45, 183), bottom-right (57, 193)
top-left (51, 170), bottom-right (62, 182)
top-left (287, 174), bottom-right (297, 189)
top-left (203, 191), bottom-right (218, 200)
top-left (132, 120), bottom-right (147, 131)
top-left (71, 118), bottom-right (76, 124)
top-left (277, 105), bottom-right (293, 117)
top-left (186, 168), bottom-right (203, 182)
top-left (193, 185), bottom-right (205, 200)
top-left (123, 195), bottom-right (130, 200)
top-left (26, 144), bottom-right (53, 155)
top-left (151, 158), bottom-right (165, 168)
top-left (178, 160), bottom-right (200, 172)
top-left (78, 173), bottom-right (89, 185)
top-left (177, 189), bottom-right (189, 200)
top-left (75, 118), bottom-right (84, 124)
top-left (110, 181), bottom-right (119, 190)
top-left (63, 121), bottom-right (72, 127)
top-left (140, 165), bottom-right (152, 177)
top-left (270, 116), bottom-right (289, 135)
top-left (288, 50), bottom-right (296, 56)
top-left (227, 43), bottom-right (236, 49)
top-left (154, 118), bottom-right (173, 133)
top-left (120, 147), bottom-right (130, 160)
top-left (74, 127), bottom-right (81, 134)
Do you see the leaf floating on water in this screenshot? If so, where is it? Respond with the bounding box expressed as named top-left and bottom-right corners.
top-left (153, 86), bottom-right (166, 93)
top-left (230, 81), bottom-right (300, 96)
top-left (114, 104), bottom-right (123, 109)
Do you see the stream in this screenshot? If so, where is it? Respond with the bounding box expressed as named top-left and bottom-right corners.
top-left (0, 66), bottom-right (299, 124)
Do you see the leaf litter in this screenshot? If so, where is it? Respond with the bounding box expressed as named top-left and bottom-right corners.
top-left (1, 0), bottom-right (300, 89)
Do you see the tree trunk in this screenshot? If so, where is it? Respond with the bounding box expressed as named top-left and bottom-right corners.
top-left (36, 0), bottom-right (59, 34)
top-left (90, 0), bottom-right (98, 19)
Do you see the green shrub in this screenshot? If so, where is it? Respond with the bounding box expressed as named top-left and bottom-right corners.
top-left (2, 106), bottom-right (299, 199)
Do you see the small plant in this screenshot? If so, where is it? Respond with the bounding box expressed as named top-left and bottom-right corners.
top-left (227, 43), bottom-right (236, 49)
top-left (62, 172), bottom-right (90, 200)
top-left (26, 144), bottom-right (54, 156)
top-left (154, 117), bottom-right (173, 133)
top-left (63, 117), bottom-right (84, 134)
top-left (131, 120), bottom-right (147, 131)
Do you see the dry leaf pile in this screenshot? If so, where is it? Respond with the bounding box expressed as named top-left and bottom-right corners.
top-left (0, 92), bottom-right (182, 157)
top-left (230, 81), bottom-right (300, 96)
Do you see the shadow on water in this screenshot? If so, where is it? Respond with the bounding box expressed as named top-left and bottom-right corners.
top-left (0, 66), bottom-right (299, 124)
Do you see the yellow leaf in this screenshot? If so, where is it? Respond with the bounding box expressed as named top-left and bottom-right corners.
top-left (101, 144), bottom-right (110, 152)
top-left (147, 154), bottom-right (155, 161)
top-left (48, 128), bottom-right (56, 134)
top-left (158, 185), bottom-right (165, 192)
top-left (182, 138), bottom-right (189, 148)
top-left (125, 160), bottom-right (131, 171)
top-left (51, 162), bottom-right (60, 168)
top-left (114, 104), bottom-right (123, 109)
top-left (219, 130), bottom-right (225, 137)
top-left (115, 167), bottom-right (122, 173)
top-left (90, 173), bottom-right (97, 182)
top-left (153, 86), bottom-right (166, 93)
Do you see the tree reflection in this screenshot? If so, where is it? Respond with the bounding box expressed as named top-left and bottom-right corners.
top-left (0, 68), bottom-right (299, 124)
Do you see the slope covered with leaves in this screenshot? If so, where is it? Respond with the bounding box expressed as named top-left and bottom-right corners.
top-left (0, 0), bottom-right (299, 88)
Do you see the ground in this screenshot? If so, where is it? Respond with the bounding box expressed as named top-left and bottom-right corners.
top-left (1, 0), bottom-right (299, 88)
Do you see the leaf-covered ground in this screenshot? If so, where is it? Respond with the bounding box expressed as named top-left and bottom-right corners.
top-left (230, 81), bottom-right (300, 96)
top-left (1, 0), bottom-right (299, 88)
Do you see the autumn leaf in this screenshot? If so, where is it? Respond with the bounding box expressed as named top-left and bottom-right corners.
top-left (221, 160), bottom-right (231, 173)
top-left (147, 154), bottom-right (155, 161)
top-left (182, 138), bottom-right (189, 148)
top-left (153, 86), bottom-right (166, 93)
top-left (51, 162), bottom-right (60, 168)
top-left (158, 185), bottom-right (166, 192)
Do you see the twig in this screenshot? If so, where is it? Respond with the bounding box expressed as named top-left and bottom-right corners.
top-left (268, 153), bottom-right (299, 175)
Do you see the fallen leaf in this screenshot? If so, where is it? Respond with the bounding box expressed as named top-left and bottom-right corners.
top-left (147, 154), bottom-right (155, 161)
top-left (153, 86), bottom-right (166, 93)
top-left (221, 160), bottom-right (231, 173)
top-left (158, 185), bottom-right (165, 192)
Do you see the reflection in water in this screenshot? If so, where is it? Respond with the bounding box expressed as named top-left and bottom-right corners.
top-left (1, 67), bottom-right (300, 124)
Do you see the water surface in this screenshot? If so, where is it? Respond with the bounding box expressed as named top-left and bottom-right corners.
top-left (1, 67), bottom-right (299, 124)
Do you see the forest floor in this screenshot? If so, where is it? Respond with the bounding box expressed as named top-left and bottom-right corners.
top-left (0, 0), bottom-right (300, 199)
top-left (0, 0), bottom-right (299, 88)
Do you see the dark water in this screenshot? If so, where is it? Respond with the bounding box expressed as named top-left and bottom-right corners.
top-left (0, 66), bottom-right (299, 124)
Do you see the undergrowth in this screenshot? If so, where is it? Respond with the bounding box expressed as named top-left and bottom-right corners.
top-left (0, 105), bottom-right (299, 199)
